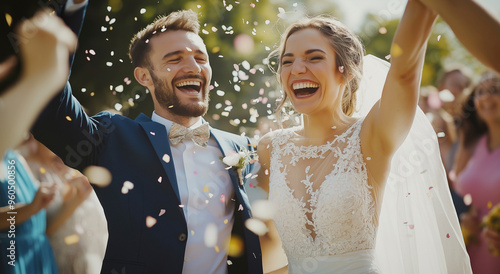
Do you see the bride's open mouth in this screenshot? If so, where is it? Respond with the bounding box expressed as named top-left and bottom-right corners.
top-left (175, 80), bottom-right (203, 95)
top-left (292, 81), bottom-right (319, 98)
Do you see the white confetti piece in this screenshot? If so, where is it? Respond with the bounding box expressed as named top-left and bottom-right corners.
top-left (157, 176), bottom-right (162, 183)
top-left (251, 200), bottom-right (275, 221)
top-left (146, 216), bottom-right (157, 227)
top-left (159, 209), bottom-right (166, 216)
top-left (121, 181), bottom-right (134, 194)
top-left (162, 154), bottom-right (171, 163)
top-left (204, 223), bottom-right (218, 247)
top-left (83, 166), bottom-right (112, 187)
top-left (140, 8), bottom-right (146, 14)
top-left (245, 218), bottom-right (268, 236)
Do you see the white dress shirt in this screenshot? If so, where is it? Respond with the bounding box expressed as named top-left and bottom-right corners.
top-left (152, 112), bottom-right (235, 274)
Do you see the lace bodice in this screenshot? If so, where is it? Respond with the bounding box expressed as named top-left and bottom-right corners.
top-left (268, 119), bottom-right (376, 259)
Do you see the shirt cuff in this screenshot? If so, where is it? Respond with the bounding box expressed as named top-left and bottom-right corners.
top-left (64, 0), bottom-right (88, 15)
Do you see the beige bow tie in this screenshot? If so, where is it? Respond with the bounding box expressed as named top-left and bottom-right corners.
top-left (168, 122), bottom-right (210, 147)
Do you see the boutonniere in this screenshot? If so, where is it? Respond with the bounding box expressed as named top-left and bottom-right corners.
top-left (221, 148), bottom-right (258, 185)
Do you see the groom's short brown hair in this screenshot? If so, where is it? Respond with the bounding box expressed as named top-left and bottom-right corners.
top-left (128, 10), bottom-right (200, 68)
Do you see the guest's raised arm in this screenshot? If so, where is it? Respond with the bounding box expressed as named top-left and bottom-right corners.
top-left (419, 0), bottom-right (500, 73)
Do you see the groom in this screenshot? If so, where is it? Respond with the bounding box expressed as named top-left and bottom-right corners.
top-left (32, 9), bottom-right (263, 274)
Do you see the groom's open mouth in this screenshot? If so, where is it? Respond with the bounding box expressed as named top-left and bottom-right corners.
top-left (175, 79), bottom-right (204, 95)
top-left (292, 81), bottom-right (319, 98)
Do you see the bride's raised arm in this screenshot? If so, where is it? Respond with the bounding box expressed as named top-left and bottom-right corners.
top-left (364, 0), bottom-right (437, 155)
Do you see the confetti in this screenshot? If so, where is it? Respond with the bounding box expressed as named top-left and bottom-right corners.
top-left (83, 166), bottom-right (112, 187)
top-left (245, 218), bottom-right (268, 236)
top-left (157, 176), bottom-right (162, 183)
top-left (150, 131), bottom-right (156, 135)
top-left (159, 209), bottom-right (166, 216)
top-left (446, 233), bottom-right (450, 238)
top-left (238, 204), bottom-right (244, 211)
top-left (121, 181), bottom-right (134, 194)
top-left (204, 223), bottom-right (218, 247)
top-left (140, 8), bottom-right (146, 14)
top-left (203, 186), bottom-right (210, 192)
top-left (390, 43), bottom-right (403, 58)
top-left (251, 200), bottom-right (275, 221)
top-left (227, 236), bottom-right (244, 257)
top-left (162, 154), bottom-right (171, 163)
top-left (115, 85), bottom-right (124, 92)
top-left (463, 194), bottom-right (472, 206)
top-left (146, 216), bottom-right (157, 228)
top-left (66, 116), bottom-right (72, 121)
top-left (437, 35), bottom-right (441, 41)
top-left (220, 193), bottom-right (226, 203)
top-left (64, 234), bottom-right (80, 245)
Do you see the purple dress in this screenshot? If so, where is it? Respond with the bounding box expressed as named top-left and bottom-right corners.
top-left (457, 135), bottom-right (500, 274)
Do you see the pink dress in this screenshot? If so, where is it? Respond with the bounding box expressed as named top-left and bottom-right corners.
top-left (457, 135), bottom-right (500, 274)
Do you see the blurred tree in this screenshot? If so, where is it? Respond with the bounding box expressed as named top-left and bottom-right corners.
top-left (360, 14), bottom-right (452, 87)
top-left (71, 0), bottom-right (284, 134)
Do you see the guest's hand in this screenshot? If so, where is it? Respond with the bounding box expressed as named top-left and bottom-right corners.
top-left (16, 9), bottom-right (77, 93)
top-left (63, 175), bottom-right (92, 205)
top-left (30, 183), bottom-right (57, 213)
top-left (483, 227), bottom-right (500, 257)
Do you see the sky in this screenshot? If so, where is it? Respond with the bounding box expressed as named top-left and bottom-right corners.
top-left (334, 0), bottom-right (500, 31)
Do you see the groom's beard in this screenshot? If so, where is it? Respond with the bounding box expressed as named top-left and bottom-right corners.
top-left (150, 71), bottom-right (209, 117)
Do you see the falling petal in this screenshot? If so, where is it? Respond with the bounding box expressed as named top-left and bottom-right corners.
top-left (64, 234), bottom-right (80, 245)
top-left (146, 216), bottom-right (157, 228)
top-left (390, 43), bottom-right (403, 58)
top-left (83, 166), bottom-right (112, 187)
top-left (162, 154), bottom-right (171, 163)
top-left (463, 194), bottom-right (472, 206)
top-left (204, 223), bottom-right (218, 247)
top-left (251, 200), bottom-right (275, 221)
top-left (245, 218), bottom-right (268, 236)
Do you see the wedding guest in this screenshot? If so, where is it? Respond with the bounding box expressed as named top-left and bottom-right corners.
top-left (0, 7), bottom-right (78, 274)
top-left (32, 9), bottom-right (262, 273)
top-left (19, 136), bottom-right (108, 274)
top-left (455, 72), bottom-right (500, 273)
top-left (257, 0), bottom-right (470, 273)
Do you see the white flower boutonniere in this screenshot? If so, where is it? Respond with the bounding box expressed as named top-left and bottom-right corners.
top-left (222, 148), bottom-right (257, 185)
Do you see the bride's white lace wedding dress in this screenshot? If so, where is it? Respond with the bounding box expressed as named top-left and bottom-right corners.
top-left (263, 56), bottom-right (471, 274)
top-left (267, 119), bottom-right (380, 273)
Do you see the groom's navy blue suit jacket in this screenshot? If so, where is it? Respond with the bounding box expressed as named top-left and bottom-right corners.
top-left (32, 3), bottom-right (263, 274)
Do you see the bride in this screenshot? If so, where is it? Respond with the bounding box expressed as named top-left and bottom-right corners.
top-left (256, 1), bottom-right (471, 273)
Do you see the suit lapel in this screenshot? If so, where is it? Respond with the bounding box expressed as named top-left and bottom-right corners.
top-left (136, 114), bottom-right (181, 203)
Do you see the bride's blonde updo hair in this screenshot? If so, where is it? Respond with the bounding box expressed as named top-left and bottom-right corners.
top-left (269, 16), bottom-right (364, 125)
